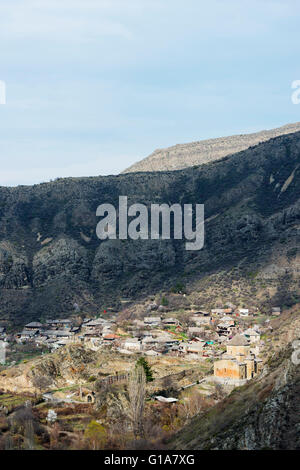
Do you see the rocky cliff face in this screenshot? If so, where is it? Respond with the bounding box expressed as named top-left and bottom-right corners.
top-left (123, 122), bottom-right (300, 173)
top-left (0, 131), bottom-right (299, 325)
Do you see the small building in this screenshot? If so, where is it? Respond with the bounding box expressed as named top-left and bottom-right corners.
top-left (216, 322), bottom-right (235, 337)
top-left (102, 334), bottom-right (120, 343)
top-left (186, 342), bottom-right (205, 355)
top-left (272, 307), bottom-right (281, 316)
top-left (25, 322), bottom-right (43, 330)
top-left (19, 329), bottom-right (39, 341)
top-left (244, 328), bottom-right (260, 343)
top-left (123, 338), bottom-right (143, 351)
top-left (102, 325), bottom-right (114, 334)
top-left (44, 330), bottom-right (72, 338)
top-left (144, 316), bottom-right (162, 326)
top-left (141, 336), bottom-right (159, 348)
top-left (82, 319), bottom-right (105, 329)
top-left (192, 311), bottom-right (210, 316)
top-left (188, 326), bottom-right (204, 337)
top-left (191, 316), bottom-right (211, 326)
top-left (84, 331), bottom-right (101, 340)
top-left (70, 326), bottom-right (81, 334)
top-left (224, 308), bottom-right (233, 314)
top-left (162, 318), bottom-right (179, 326)
top-left (238, 308), bottom-right (249, 317)
top-left (78, 388), bottom-right (96, 403)
top-left (211, 308), bottom-right (233, 315)
top-left (164, 338), bottom-right (180, 349)
top-left (178, 342), bottom-right (189, 354)
top-left (155, 396), bottom-right (178, 403)
top-left (211, 309), bottom-right (227, 315)
top-left (55, 338), bottom-right (73, 347)
top-left (57, 319), bottom-right (72, 327)
top-left (46, 319), bottom-right (72, 329)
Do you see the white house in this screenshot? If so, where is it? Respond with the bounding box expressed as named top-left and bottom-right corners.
top-left (123, 338), bottom-right (143, 352)
top-left (238, 308), bottom-right (249, 316)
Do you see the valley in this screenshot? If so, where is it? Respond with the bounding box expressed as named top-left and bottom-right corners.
top-left (0, 127), bottom-right (299, 450)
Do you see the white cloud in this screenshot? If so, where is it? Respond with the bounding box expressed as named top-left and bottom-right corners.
top-left (0, 1), bottom-right (134, 40)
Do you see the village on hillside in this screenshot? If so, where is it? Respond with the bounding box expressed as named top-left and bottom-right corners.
top-left (0, 302), bottom-right (282, 386)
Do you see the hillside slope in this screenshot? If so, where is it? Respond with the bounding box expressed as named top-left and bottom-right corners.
top-left (171, 305), bottom-right (300, 450)
top-left (123, 122), bottom-right (300, 173)
top-left (172, 333), bottom-right (300, 450)
top-left (173, 350), bottom-right (300, 449)
top-left (0, 132), bottom-right (299, 325)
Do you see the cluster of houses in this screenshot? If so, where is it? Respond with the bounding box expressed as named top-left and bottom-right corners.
top-left (16, 319), bottom-right (78, 349)
top-left (14, 317), bottom-right (117, 351)
top-left (0, 303), bottom-right (279, 379)
top-left (115, 308), bottom-right (265, 363)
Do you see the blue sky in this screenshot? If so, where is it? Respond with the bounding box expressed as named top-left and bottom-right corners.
top-left (1, 0), bottom-right (300, 186)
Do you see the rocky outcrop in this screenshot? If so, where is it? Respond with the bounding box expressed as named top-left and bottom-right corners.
top-left (0, 345), bottom-right (102, 393)
top-left (29, 345), bottom-right (95, 388)
top-left (32, 237), bottom-right (90, 287)
top-left (91, 239), bottom-right (176, 288)
top-left (0, 242), bottom-right (30, 289)
top-left (123, 122), bottom-right (300, 173)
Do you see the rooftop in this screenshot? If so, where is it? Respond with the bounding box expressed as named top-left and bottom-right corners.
top-left (244, 328), bottom-right (260, 336)
top-left (228, 334), bottom-right (249, 346)
top-left (25, 322), bottom-right (43, 328)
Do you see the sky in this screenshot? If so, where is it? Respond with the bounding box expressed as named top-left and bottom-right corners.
top-left (1, 0), bottom-right (300, 186)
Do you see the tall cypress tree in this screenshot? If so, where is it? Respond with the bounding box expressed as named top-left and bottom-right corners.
top-left (136, 357), bottom-right (154, 382)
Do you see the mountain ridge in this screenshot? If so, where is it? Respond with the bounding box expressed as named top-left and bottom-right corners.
top-left (0, 131), bottom-right (299, 326)
top-left (122, 122), bottom-right (300, 174)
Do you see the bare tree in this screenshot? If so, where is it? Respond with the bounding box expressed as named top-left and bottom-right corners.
top-left (214, 383), bottom-right (225, 400)
top-left (4, 435), bottom-right (14, 450)
top-left (128, 364), bottom-right (146, 439)
top-left (32, 375), bottom-right (52, 394)
top-left (162, 375), bottom-right (175, 391)
top-left (180, 390), bottom-right (205, 424)
top-left (49, 422), bottom-right (61, 450)
top-left (24, 419), bottom-right (35, 450)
